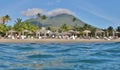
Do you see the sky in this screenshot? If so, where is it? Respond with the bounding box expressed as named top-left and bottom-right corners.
top-left (0, 0), bottom-right (120, 29)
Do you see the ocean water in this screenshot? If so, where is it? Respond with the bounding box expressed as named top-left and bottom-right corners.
top-left (0, 42), bottom-right (120, 70)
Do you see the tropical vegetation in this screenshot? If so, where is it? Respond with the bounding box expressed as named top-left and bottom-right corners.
top-left (0, 14), bottom-right (120, 38)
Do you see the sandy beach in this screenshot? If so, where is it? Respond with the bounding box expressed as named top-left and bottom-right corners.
top-left (0, 39), bottom-right (120, 43)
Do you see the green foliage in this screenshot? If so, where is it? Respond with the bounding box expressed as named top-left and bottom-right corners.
top-left (107, 26), bottom-right (114, 36)
top-left (83, 24), bottom-right (92, 30)
top-left (72, 24), bottom-right (83, 32)
top-left (116, 26), bottom-right (120, 32)
top-left (72, 17), bottom-right (76, 22)
top-left (0, 24), bottom-right (7, 33)
top-left (41, 15), bottom-right (47, 20)
top-left (59, 24), bottom-right (69, 32)
top-left (0, 15), bottom-right (11, 24)
top-left (25, 14), bottom-right (86, 27)
top-left (46, 27), bottom-right (51, 30)
top-left (29, 24), bottom-right (39, 32)
top-left (37, 13), bottom-right (41, 18)
top-left (13, 18), bottom-right (23, 32)
top-left (13, 18), bottom-right (39, 34)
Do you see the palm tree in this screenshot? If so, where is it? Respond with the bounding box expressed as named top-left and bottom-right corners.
top-left (116, 26), bottom-right (120, 37)
top-left (59, 24), bottom-right (69, 32)
top-left (72, 24), bottom-right (83, 33)
top-left (14, 18), bottom-right (39, 36)
top-left (46, 27), bottom-right (51, 30)
top-left (72, 17), bottom-right (76, 22)
top-left (116, 26), bottom-right (120, 32)
top-left (107, 26), bottom-right (114, 36)
top-left (37, 13), bottom-right (41, 18)
top-left (1, 15), bottom-right (11, 24)
top-left (0, 24), bottom-right (7, 37)
top-left (41, 15), bottom-right (47, 20)
top-left (29, 24), bottom-right (39, 33)
top-left (13, 18), bottom-right (23, 36)
top-left (83, 24), bottom-right (92, 30)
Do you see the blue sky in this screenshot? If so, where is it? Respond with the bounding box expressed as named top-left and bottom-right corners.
top-left (0, 0), bottom-right (120, 29)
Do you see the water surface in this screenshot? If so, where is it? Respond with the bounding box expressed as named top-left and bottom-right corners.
top-left (0, 42), bottom-right (120, 70)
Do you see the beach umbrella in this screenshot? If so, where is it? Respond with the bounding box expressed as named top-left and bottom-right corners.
top-left (41, 27), bottom-right (46, 30)
top-left (68, 30), bottom-right (74, 33)
top-left (22, 30), bottom-right (29, 35)
top-left (95, 29), bottom-right (104, 36)
top-left (38, 27), bottom-right (47, 34)
top-left (8, 30), bottom-right (17, 35)
top-left (96, 29), bottom-right (104, 33)
top-left (23, 30), bottom-right (29, 32)
top-left (62, 32), bottom-right (71, 35)
top-left (83, 30), bottom-right (91, 36)
top-left (39, 27), bottom-right (48, 36)
top-left (40, 29), bottom-right (47, 34)
top-left (114, 31), bottom-right (120, 37)
top-left (69, 30), bottom-right (79, 35)
top-left (36, 30), bottom-right (41, 37)
top-left (46, 30), bottom-right (52, 34)
top-left (115, 31), bottom-right (120, 33)
top-left (112, 31), bottom-right (120, 36)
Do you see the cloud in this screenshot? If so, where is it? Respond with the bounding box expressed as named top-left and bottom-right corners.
top-left (21, 8), bottom-right (44, 17)
top-left (47, 8), bottom-right (75, 16)
top-left (21, 8), bottom-right (75, 17)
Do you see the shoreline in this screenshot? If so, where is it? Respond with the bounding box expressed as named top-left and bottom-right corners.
top-left (0, 39), bottom-right (120, 43)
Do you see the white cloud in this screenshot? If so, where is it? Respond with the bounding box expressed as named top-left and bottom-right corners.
top-left (21, 8), bottom-right (44, 17)
top-left (21, 8), bottom-right (75, 17)
top-left (47, 8), bottom-right (75, 16)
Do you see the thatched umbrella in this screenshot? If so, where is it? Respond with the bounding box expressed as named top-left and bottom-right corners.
top-left (95, 29), bottom-right (105, 36)
top-left (46, 30), bottom-right (52, 34)
top-left (68, 30), bottom-right (74, 33)
top-left (61, 32), bottom-right (71, 35)
top-left (22, 30), bottom-right (29, 35)
top-left (83, 30), bottom-right (91, 36)
top-left (113, 31), bottom-right (120, 36)
top-left (36, 30), bottom-right (41, 37)
top-left (36, 27), bottom-right (47, 37)
top-left (69, 30), bottom-right (79, 35)
top-left (8, 30), bottom-right (17, 35)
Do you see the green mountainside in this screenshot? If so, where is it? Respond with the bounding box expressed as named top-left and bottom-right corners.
top-left (25, 14), bottom-right (91, 28)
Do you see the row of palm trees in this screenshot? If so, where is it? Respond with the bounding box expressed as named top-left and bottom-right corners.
top-left (0, 17), bottom-right (39, 37)
top-left (0, 14), bottom-right (120, 38)
top-left (57, 23), bottom-right (120, 37)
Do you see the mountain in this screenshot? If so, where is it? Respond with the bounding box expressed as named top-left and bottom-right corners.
top-left (25, 14), bottom-right (90, 28)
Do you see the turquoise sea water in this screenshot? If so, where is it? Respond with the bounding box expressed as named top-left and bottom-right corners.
top-left (0, 42), bottom-right (120, 70)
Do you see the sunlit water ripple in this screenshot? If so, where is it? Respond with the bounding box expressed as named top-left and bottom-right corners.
top-left (0, 42), bottom-right (120, 70)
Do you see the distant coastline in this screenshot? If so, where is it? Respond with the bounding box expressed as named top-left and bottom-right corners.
top-left (0, 39), bottom-right (120, 43)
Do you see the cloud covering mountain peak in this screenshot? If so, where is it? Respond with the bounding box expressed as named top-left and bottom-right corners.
top-left (47, 8), bottom-right (75, 16)
top-left (21, 8), bottom-right (75, 17)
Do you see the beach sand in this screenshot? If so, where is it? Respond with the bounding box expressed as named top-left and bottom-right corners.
top-left (0, 39), bottom-right (120, 43)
